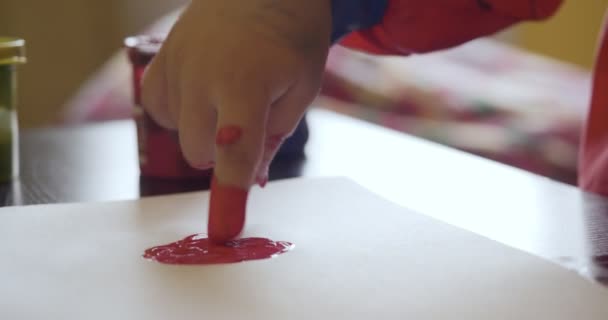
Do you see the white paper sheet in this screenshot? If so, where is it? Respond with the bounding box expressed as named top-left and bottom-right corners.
top-left (0, 177), bottom-right (606, 319)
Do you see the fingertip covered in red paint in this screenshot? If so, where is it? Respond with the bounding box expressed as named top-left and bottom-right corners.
top-left (208, 175), bottom-right (248, 244)
top-left (216, 125), bottom-right (243, 146)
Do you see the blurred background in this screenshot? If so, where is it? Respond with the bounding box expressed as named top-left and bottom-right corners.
top-left (1, 0), bottom-right (607, 185)
top-left (0, 0), bottom-right (189, 128)
top-left (0, 1), bottom-right (604, 128)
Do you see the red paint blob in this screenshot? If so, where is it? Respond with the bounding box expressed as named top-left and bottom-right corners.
top-left (208, 176), bottom-right (248, 244)
top-left (143, 234), bottom-right (293, 265)
top-left (216, 126), bottom-right (243, 146)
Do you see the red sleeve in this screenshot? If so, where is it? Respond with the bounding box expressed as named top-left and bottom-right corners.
top-left (339, 0), bottom-right (563, 55)
top-left (579, 14), bottom-right (608, 195)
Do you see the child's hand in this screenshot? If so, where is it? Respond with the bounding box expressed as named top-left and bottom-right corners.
top-left (143, 0), bottom-right (330, 188)
top-left (141, 0), bottom-right (331, 241)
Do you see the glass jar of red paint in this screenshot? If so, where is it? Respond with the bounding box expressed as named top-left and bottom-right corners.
top-left (125, 35), bottom-right (211, 179)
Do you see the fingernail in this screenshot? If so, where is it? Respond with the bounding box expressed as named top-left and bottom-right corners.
top-left (267, 134), bottom-right (285, 150)
top-left (208, 175), bottom-right (248, 244)
top-left (194, 161), bottom-right (215, 170)
top-left (257, 175), bottom-right (269, 188)
top-left (216, 125), bottom-right (243, 146)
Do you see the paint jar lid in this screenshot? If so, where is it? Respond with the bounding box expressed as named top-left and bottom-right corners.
top-left (124, 35), bottom-right (164, 66)
top-left (0, 37), bottom-right (26, 65)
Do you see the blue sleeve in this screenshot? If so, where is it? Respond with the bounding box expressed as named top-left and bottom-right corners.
top-left (277, 0), bottom-right (389, 159)
top-left (330, 0), bottom-right (389, 43)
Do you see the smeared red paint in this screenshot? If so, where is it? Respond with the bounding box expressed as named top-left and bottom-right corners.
top-left (143, 234), bottom-right (294, 265)
top-left (208, 176), bottom-right (248, 244)
top-left (216, 126), bottom-right (243, 146)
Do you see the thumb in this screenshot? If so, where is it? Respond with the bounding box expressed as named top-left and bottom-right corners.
top-left (208, 94), bottom-right (269, 243)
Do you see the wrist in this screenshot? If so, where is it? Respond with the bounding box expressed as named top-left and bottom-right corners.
top-left (330, 0), bottom-right (388, 43)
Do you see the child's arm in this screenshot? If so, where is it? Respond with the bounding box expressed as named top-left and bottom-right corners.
top-left (335, 0), bottom-right (563, 55)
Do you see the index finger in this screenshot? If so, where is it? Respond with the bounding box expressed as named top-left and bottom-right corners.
top-left (208, 92), bottom-right (270, 243)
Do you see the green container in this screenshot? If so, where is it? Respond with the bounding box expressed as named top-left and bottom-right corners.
top-left (0, 37), bottom-right (26, 183)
